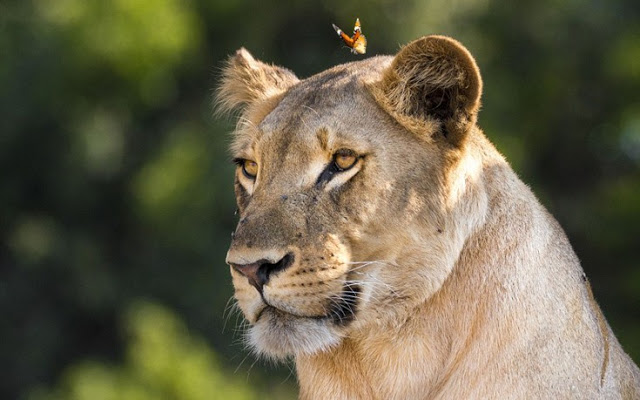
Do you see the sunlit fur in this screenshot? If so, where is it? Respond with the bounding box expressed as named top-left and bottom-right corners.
top-left (217, 35), bottom-right (640, 399)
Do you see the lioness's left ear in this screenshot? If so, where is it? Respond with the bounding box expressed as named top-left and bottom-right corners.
top-left (373, 35), bottom-right (482, 145)
top-left (216, 48), bottom-right (299, 115)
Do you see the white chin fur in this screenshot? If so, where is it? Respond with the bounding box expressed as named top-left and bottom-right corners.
top-left (249, 311), bottom-right (342, 359)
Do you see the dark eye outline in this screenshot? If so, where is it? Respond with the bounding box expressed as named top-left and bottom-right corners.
top-left (333, 149), bottom-right (358, 171)
top-left (233, 158), bottom-right (258, 180)
top-left (316, 149), bottom-right (361, 186)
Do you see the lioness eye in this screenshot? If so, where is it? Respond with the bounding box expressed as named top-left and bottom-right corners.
top-left (241, 160), bottom-right (258, 179)
top-left (334, 150), bottom-right (358, 171)
top-left (316, 149), bottom-right (361, 187)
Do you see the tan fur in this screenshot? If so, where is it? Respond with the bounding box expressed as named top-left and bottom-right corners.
top-left (216, 48), bottom-right (299, 116)
top-left (217, 36), bottom-right (640, 399)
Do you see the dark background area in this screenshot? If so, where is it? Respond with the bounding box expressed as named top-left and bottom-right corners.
top-left (1, 0), bottom-right (638, 398)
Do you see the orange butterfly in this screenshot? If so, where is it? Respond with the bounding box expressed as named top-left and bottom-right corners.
top-left (332, 18), bottom-right (367, 54)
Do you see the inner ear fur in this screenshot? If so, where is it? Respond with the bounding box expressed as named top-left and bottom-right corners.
top-left (216, 48), bottom-right (299, 115)
top-left (373, 35), bottom-right (483, 145)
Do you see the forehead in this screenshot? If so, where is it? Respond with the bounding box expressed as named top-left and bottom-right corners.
top-left (260, 57), bottom-right (392, 148)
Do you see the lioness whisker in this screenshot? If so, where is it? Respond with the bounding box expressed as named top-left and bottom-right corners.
top-left (351, 271), bottom-right (401, 297)
top-left (231, 336), bottom-right (247, 348)
top-left (232, 320), bottom-right (249, 339)
top-left (222, 296), bottom-right (241, 333)
top-left (231, 313), bottom-right (250, 341)
top-left (347, 259), bottom-right (397, 265)
top-left (326, 296), bottom-right (358, 323)
top-left (280, 360), bottom-right (297, 385)
top-left (236, 116), bottom-right (257, 129)
top-left (245, 355), bottom-right (261, 380)
top-left (346, 260), bottom-right (397, 267)
top-left (234, 348), bottom-right (255, 375)
top-left (344, 277), bottom-right (403, 303)
top-left (302, 104), bottom-right (320, 117)
top-left (346, 260), bottom-right (397, 273)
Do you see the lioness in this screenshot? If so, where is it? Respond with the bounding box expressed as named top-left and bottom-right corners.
top-left (217, 36), bottom-right (640, 399)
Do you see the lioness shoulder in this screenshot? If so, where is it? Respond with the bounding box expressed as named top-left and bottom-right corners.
top-left (217, 36), bottom-right (640, 399)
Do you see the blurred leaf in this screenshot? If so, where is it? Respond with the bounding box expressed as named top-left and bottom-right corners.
top-left (132, 125), bottom-right (209, 225)
top-left (29, 301), bottom-right (293, 400)
top-left (37, 0), bottom-right (202, 104)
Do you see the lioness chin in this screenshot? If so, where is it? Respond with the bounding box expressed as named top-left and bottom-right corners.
top-left (217, 36), bottom-right (640, 399)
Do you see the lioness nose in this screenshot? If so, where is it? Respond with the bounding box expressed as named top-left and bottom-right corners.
top-left (230, 253), bottom-right (294, 292)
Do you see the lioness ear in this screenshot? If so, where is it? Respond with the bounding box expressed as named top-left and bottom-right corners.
top-left (374, 35), bottom-right (482, 145)
top-left (216, 48), bottom-right (299, 115)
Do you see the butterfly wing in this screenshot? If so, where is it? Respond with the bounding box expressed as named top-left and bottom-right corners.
top-left (352, 34), bottom-right (367, 54)
top-left (332, 23), bottom-right (355, 47)
top-left (332, 18), bottom-right (365, 53)
top-left (353, 18), bottom-right (362, 35)
top-left (350, 18), bottom-right (366, 54)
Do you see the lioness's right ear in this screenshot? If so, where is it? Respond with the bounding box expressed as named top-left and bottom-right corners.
top-left (372, 36), bottom-right (483, 146)
top-left (216, 48), bottom-right (299, 115)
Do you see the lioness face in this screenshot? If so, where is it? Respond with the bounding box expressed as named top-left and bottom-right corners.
top-left (220, 39), bottom-right (483, 358)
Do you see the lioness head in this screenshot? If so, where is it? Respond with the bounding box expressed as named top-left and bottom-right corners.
top-left (218, 36), bottom-right (484, 359)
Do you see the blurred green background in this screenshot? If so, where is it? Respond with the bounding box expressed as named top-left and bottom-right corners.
top-left (1, 0), bottom-right (638, 398)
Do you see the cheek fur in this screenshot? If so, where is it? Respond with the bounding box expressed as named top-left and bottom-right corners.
top-left (235, 178), bottom-right (250, 210)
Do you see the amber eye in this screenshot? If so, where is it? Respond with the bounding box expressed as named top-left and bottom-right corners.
top-left (241, 160), bottom-right (258, 179)
top-left (334, 150), bottom-right (358, 171)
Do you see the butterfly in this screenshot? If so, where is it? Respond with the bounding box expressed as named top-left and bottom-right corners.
top-left (332, 18), bottom-right (367, 54)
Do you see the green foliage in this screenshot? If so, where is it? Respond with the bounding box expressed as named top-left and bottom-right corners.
top-left (0, 0), bottom-right (638, 398)
top-left (29, 301), bottom-right (292, 400)
top-left (37, 0), bottom-right (201, 103)
top-left (132, 125), bottom-right (212, 225)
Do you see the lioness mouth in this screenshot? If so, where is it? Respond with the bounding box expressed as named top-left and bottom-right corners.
top-left (328, 283), bottom-right (360, 325)
top-left (256, 283), bottom-right (361, 325)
